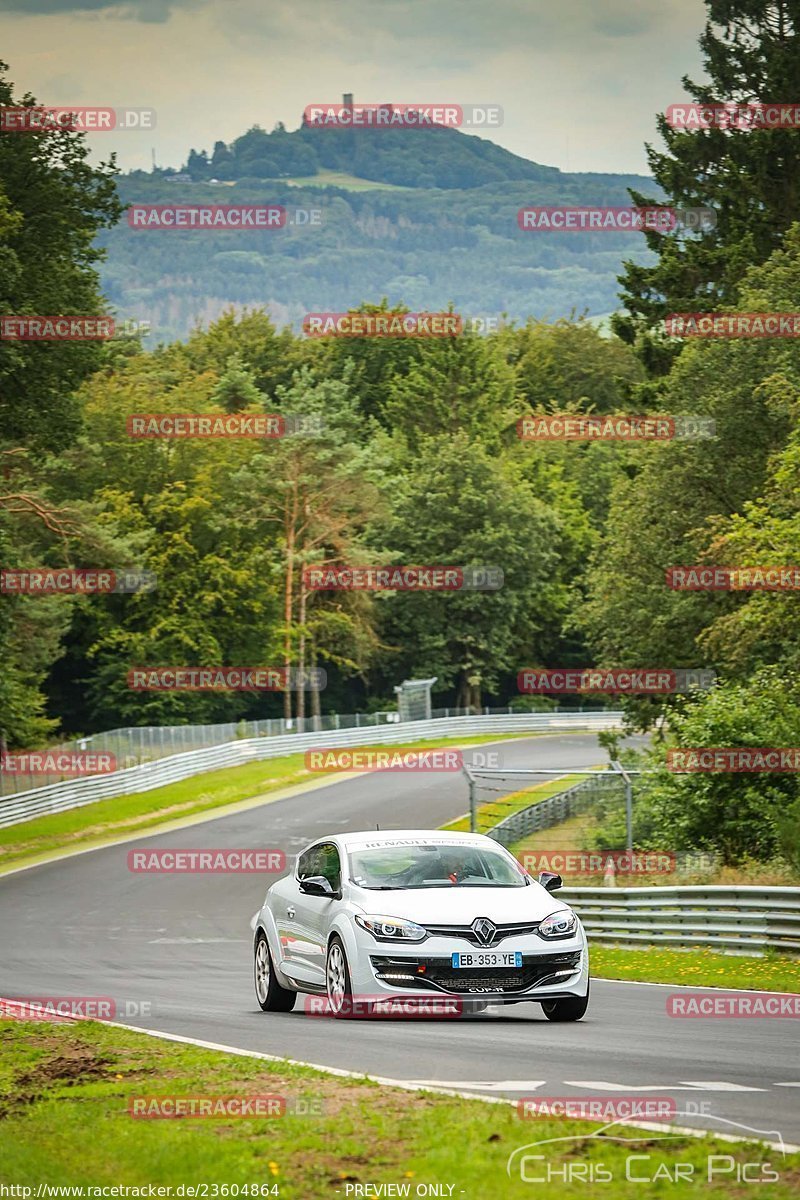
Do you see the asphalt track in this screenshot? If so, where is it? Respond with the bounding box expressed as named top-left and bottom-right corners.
top-left (1, 733), bottom-right (797, 1147)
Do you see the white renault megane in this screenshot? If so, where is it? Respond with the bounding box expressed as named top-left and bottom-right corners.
top-left (252, 829), bottom-right (590, 1019)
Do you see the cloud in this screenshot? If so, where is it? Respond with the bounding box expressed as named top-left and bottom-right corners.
top-left (0, 0), bottom-right (199, 22)
top-left (0, 0), bottom-right (708, 174)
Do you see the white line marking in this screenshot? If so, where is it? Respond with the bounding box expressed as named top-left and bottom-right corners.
top-left (593, 977), bottom-right (800, 996)
top-left (680, 1081), bottom-right (767, 1092)
top-left (776, 1083), bottom-right (800, 1087)
top-left (565, 1080), bottom-right (766, 1092)
top-left (149, 938), bottom-right (250, 944)
top-left (402, 1080), bottom-right (547, 1091)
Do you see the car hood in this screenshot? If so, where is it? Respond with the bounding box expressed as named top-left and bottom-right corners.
top-left (350, 881), bottom-right (569, 924)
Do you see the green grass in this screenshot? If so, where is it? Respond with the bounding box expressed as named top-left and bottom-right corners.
top-left (283, 169), bottom-right (414, 191)
top-left (591, 945), bottom-right (800, 993)
top-left (1, 1018), bottom-right (797, 1196)
top-left (0, 732), bottom-right (537, 874)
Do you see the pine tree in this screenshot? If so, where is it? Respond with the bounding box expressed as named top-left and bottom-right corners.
top-left (615, 1), bottom-right (800, 371)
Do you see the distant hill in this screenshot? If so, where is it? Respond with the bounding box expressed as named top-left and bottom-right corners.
top-left (178, 111), bottom-right (569, 190)
top-left (99, 116), bottom-right (661, 343)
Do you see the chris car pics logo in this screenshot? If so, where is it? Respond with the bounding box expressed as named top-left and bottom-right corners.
top-left (507, 1114), bottom-right (787, 1184)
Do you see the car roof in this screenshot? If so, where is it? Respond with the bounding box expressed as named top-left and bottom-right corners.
top-left (337, 830), bottom-right (494, 848)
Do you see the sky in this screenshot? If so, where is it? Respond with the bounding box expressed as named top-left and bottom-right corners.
top-left (0, 0), bottom-right (710, 175)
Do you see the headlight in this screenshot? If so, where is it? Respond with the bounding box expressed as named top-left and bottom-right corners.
top-left (538, 909), bottom-right (579, 939)
top-left (355, 914), bottom-right (428, 942)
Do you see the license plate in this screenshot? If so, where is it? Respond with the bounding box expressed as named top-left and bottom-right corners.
top-left (451, 951), bottom-right (522, 969)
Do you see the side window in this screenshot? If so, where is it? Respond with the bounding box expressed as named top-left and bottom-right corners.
top-left (318, 843), bottom-right (341, 890)
top-left (297, 845), bottom-right (322, 880)
top-left (297, 842), bottom-right (340, 890)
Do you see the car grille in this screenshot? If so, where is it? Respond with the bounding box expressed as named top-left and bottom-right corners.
top-left (370, 951), bottom-right (581, 995)
top-left (423, 920), bottom-right (540, 945)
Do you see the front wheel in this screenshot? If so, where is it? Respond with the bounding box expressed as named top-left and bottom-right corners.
top-left (254, 931), bottom-right (296, 1012)
top-left (541, 982), bottom-right (589, 1022)
top-left (326, 936), bottom-right (354, 1018)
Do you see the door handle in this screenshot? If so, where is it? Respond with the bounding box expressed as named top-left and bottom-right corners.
top-left (287, 906), bottom-right (295, 918)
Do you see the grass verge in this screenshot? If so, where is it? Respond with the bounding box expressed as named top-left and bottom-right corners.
top-left (1, 1018), bottom-right (797, 1196)
top-left (0, 733), bottom-right (537, 875)
top-left (591, 945), bottom-right (800, 993)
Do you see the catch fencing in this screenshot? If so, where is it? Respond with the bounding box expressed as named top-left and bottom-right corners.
top-left (0, 711), bottom-right (622, 829)
top-left (0, 703), bottom-right (611, 797)
top-left (484, 774), bottom-right (799, 956)
top-left (485, 774), bottom-right (621, 843)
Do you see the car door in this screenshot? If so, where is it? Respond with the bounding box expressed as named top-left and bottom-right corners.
top-left (288, 841), bottom-right (342, 986)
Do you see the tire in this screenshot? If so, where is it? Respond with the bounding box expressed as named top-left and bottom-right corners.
top-left (254, 931), bottom-right (296, 1012)
top-left (326, 935), bottom-right (354, 1018)
top-left (541, 982), bottom-right (589, 1023)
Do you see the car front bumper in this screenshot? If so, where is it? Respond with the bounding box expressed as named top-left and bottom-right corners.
top-left (348, 930), bottom-right (589, 1003)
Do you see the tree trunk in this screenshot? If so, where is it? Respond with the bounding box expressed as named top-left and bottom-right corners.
top-left (296, 572), bottom-right (307, 727)
top-left (455, 672), bottom-right (469, 710)
top-left (283, 489), bottom-right (297, 723)
top-left (310, 644), bottom-right (322, 730)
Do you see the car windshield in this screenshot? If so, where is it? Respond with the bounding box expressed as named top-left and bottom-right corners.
top-left (348, 841), bottom-right (526, 889)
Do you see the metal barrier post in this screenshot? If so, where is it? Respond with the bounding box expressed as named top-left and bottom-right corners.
top-left (612, 759), bottom-right (634, 853)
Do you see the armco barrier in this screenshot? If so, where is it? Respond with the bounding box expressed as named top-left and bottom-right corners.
top-left (560, 885), bottom-right (800, 956)
top-left (0, 712), bottom-right (622, 829)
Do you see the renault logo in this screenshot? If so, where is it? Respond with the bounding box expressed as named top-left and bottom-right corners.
top-left (472, 918), bottom-right (496, 945)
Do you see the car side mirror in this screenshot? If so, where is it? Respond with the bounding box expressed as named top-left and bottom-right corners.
top-left (299, 875), bottom-right (337, 897)
top-left (537, 871), bottom-right (563, 893)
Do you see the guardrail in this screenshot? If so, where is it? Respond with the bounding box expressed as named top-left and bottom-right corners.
top-left (0, 711), bottom-right (623, 830)
top-left (0, 703), bottom-right (617, 797)
top-left (560, 885), bottom-right (800, 956)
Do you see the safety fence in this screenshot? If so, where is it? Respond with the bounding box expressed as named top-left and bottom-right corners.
top-left (0, 711), bottom-right (622, 829)
top-left (485, 773), bottom-right (621, 843)
top-left (0, 702), bottom-right (614, 797)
